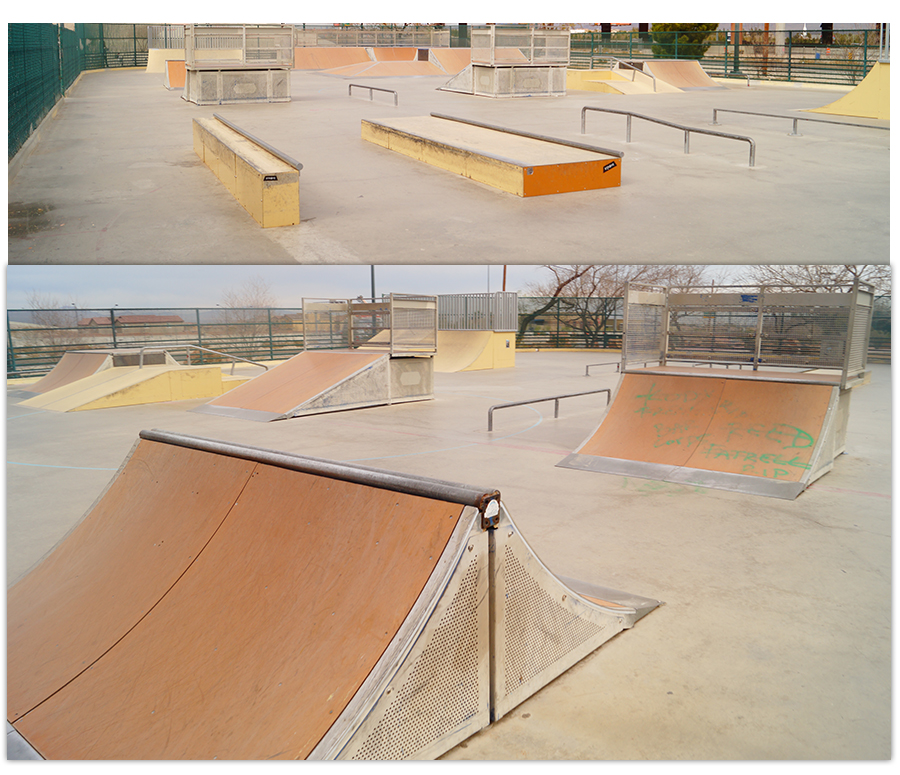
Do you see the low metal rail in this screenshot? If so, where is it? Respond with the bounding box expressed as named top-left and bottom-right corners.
top-left (137, 345), bottom-right (270, 373)
top-left (585, 362), bottom-right (620, 376)
top-left (581, 106), bottom-right (757, 167)
top-left (710, 107), bottom-right (890, 136)
top-left (487, 388), bottom-right (611, 431)
top-left (349, 83), bottom-right (399, 106)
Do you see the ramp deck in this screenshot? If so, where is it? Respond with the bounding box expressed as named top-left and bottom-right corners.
top-left (7, 430), bottom-right (658, 760)
top-left (558, 369), bottom-right (850, 499)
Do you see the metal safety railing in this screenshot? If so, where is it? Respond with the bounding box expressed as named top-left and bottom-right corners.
top-left (349, 83), bottom-right (399, 106)
top-left (137, 345), bottom-right (270, 373)
top-left (487, 388), bottom-right (611, 431)
top-left (581, 106), bottom-right (757, 167)
top-left (710, 108), bottom-right (890, 136)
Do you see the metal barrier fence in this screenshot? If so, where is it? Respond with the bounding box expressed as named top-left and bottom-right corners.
top-left (9, 23), bottom-right (149, 160)
top-left (6, 296), bottom-right (890, 379)
top-left (569, 25), bottom-right (888, 85)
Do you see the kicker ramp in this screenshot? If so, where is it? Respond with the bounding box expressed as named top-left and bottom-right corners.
top-left (362, 113), bottom-right (623, 196)
top-left (193, 349), bottom-right (433, 422)
top-left (807, 61), bottom-right (889, 120)
top-left (7, 430), bottom-right (659, 760)
top-left (558, 368), bottom-right (851, 499)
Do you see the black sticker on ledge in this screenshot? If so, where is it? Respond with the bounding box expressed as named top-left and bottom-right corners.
top-left (603, 161), bottom-right (617, 173)
top-left (264, 174), bottom-right (278, 181)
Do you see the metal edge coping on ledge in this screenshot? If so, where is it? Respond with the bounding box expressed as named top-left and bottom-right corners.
top-left (429, 112), bottom-right (625, 159)
top-left (139, 429), bottom-right (500, 513)
top-left (212, 113), bottom-right (304, 171)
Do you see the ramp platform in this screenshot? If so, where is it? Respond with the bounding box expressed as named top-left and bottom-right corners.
top-left (643, 59), bottom-right (725, 90)
top-left (558, 368), bottom-right (851, 499)
top-left (17, 359), bottom-right (232, 412)
top-left (807, 61), bottom-right (889, 120)
top-left (7, 430), bottom-right (658, 760)
top-left (193, 349), bottom-right (433, 422)
top-left (362, 113), bottom-right (623, 196)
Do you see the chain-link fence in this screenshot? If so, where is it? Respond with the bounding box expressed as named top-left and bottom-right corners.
top-left (9, 23), bottom-right (149, 161)
top-left (569, 25), bottom-right (888, 85)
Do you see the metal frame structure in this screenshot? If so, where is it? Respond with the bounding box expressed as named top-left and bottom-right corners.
top-left (621, 281), bottom-right (874, 389)
top-left (302, 295), bottom-right (437, 356)
top-left (437, 292), bottom-right (518, 332)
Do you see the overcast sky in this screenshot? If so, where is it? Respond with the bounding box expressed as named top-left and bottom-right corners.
top-left (4, 264), bottom-right (752, 311)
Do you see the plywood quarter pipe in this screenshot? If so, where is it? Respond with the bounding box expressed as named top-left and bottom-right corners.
top-left (194, 350), bottom-right (434, 422)
top-left (164, 59), bottom-right (186, 89)
top-left (558, 370), bottom-right (848, 499)
top-left (807, 60), bottom-right (890, 120)
top-left (23, 351), bottom-right (113, 395)
top-left (643, 59), bottom-right (724, 90)
top-left (8, 430), bottom-right (659, 760)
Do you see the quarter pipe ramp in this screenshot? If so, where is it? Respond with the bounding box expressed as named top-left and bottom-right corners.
top-left (558, 368), bottom-right (851, 499)
top-left (7, 430), bottom-right (658, 760)
top-left (192, 349), bottom-right (433, 422)
top-left (807, 61), bottom-right (889, 120)
top-left (643, 59), bottom-right (725, 90)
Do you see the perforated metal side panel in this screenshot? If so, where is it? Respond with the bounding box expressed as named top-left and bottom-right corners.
top-left (335, 529), bottom-right (490, 760)
top-left (490, 505), bottom-right (633, 720)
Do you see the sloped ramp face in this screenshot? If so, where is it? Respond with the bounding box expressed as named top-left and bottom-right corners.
top-left (643, 59), bottom-right (724, 90)
top-left (807, 61), bottom-right (889, 120)
top-left (8, 430), bottom-right (658, 760)
top-left (193, 350), bottom-right (432, 422)
top-left (20, 351), bottom-right (113, 396)
top-left (558, 371), bottom-right (847, 499)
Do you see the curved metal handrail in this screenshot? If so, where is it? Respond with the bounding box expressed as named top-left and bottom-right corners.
top-left (137, 345), bottom-right (270, 374)
top-left (581, 106), bottom-right (756, 167)
top-left (611, 58), bottom-right (657, 92)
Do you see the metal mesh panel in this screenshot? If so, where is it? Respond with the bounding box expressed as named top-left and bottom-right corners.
top-left (437, 293), bottom-right (517, 332)
top-left (624, 286), bottom-right (666, 366)
top-left (350, 556), bottom-right (484, 760)
top-left (667, 305), bottom-right (759, 363)
top-left (303, 300), bottom-right (349, 350)
top-left (501, 545), bottom-right (602, 697)
top-left (758, 306), bottom-right (850, 367)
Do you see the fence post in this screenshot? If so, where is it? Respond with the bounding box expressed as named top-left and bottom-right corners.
top-left (268, 309), bottom-right (274, 359)
top-left (7, 313), bottom-right (18, 375)
top-left (195, 309), bottom-right (204, 363)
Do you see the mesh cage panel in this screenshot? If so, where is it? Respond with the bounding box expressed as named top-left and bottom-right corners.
top-left (667, 306), bottom-right (759, 363)
top-left (350, 556), bottom-right (484, 760)
top-left (501, 545), bottom-right (603, 698)
top-left (625, 305), bottom-right (665, 364)
top-left (759, 306), bottom-right (850, 367)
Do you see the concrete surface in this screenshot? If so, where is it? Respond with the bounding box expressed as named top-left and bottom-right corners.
top-left (6, 351), bottom-right (891, 760)
top-left (7, 67), bottom-right (889, 265)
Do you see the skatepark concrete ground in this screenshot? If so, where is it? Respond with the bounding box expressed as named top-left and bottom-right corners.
top-left (6, 350), bottom-right (891, 760)
top-left (7, 66), bottom-right (889, 265)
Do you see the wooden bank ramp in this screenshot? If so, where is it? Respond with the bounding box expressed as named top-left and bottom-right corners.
top-left (192, 349), bottom-right (432, 422)
top-left (362, 113), bottom-right (623, 196)
top-left (643, 59), bottom-right (725, 90)
top-left (558, 368), bottom-right (850, 499)
top-left (7, 430), bottom-right (659, 760)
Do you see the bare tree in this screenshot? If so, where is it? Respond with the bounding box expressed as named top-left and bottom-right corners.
top-left (217, 275), bottom-right (279, 354)
top-left (517, 264), bottom-right (716, 345)
top-left (735, 264), bottom-right (891, 294)
top-left (24, 290), bottom-right (84, 350)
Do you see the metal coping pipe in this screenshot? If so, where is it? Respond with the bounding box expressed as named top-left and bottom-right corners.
top-left (349, 83), bottom-right (399, 106)
top-left (581, 106), bottom-right (756, 167)
top-left (711, 107), bottom-right (890, 135)
top-left (430, 112), bottom-right (624, 158)
top-left (212, 113), bottom-right (303, 171)
top-left (139, 429), bottom-right (500, 511)
top-left (488, 388), bottom-right (611, 432)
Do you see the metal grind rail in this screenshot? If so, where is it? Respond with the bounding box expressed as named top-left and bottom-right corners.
top-left (349, 83), bottom-right (399, 107)
top-left (488, 388), bottom-right (611, 431)
top-left (710, 108), bottom-right (890, 136)
top-left (584, 362), bottom-right (621, 376)
top-left (137, 345), bottom-right (270, 373)
top-left (212, 114), bottom-right (304, 171)
top-left (581, 107), bottom-right (757, 167)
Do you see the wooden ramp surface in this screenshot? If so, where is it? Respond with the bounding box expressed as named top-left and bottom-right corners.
top-left (292, 47), bottom-right (373, 69)
top-left (25, 351), bottom-right (112, 394)
top-left (7, 436), bottom-right (463, 759)
top-left (559, 371), bottom-right (839, 496)
top-left (644, 59), bottom-right (724, 90)
top-left (198, 350), bottom-right (387, 420)
top-left (164, 59), bottom-right (186, 89)
top-left (807, 61), bottom-right (890, 120)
